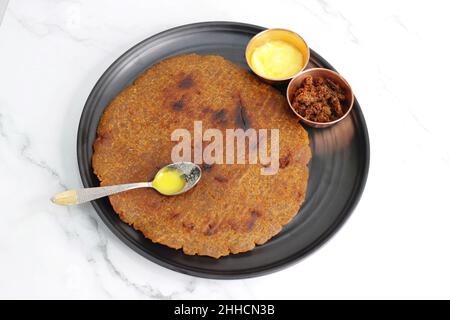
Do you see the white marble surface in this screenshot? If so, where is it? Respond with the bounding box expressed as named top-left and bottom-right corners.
top-left (1, 0), bottom-right (449, 299)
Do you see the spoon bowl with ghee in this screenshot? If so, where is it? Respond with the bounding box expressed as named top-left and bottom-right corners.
top-left (51, 162), bottom-right (202, 206)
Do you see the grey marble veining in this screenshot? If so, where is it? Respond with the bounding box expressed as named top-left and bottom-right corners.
top-left (0, 0), bottom-right (8, 26)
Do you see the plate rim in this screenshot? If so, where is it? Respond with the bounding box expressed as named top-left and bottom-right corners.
top-left (77, 21), bottom-right (370, 279)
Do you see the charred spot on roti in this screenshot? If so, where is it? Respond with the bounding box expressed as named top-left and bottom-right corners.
top-left (247, 210), bottom-right (261, 231)
top-left (234, 95), bottom-right (251, 129)
top-left (178, 75), bottom-right (194, 89)
top-left (214, 175), bottom-right (228, 183)
top-left (204, 223), bottom-right (218, 236)
top-left (172, 97), bottom-right (185, 111)
top-left (201, 163), bottom-right (214, 172)
top-left (213, 109), bottom-right (227, 125)
top-left (279, 153), bottom-right (292, 169)
top-left (169, 212), bottom-right (181, 219)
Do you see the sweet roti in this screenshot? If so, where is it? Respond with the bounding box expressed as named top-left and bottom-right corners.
top-left (93, 54), bottom-right (311, 258)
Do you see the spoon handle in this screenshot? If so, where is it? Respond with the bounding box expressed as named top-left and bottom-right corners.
top-left (51, 182), bottom-right (152, 206)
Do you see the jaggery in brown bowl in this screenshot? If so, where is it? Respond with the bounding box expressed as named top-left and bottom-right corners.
top-left (287, 68), bottom-right (354, 128)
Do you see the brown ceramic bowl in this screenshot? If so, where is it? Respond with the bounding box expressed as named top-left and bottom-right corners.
top-left (287, 68), bottom-right (354, 128)
top-left (245, 28), bottom-right (310, 84)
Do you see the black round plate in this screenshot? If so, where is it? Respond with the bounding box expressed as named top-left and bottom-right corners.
top-left (77, 22), bottom-right (370, 279)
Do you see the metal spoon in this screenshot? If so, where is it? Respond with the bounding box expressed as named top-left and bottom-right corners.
top-left (51, 162), bottom-right (202, 206)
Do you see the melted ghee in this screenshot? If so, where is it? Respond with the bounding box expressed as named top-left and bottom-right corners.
top-left (152, 167), bottom-right (186, 195)
top-left (250, 40), bottom-right (304, 79)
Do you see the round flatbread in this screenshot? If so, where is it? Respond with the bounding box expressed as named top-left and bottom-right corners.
top-left (93, 54), bottom-right (311, 258)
